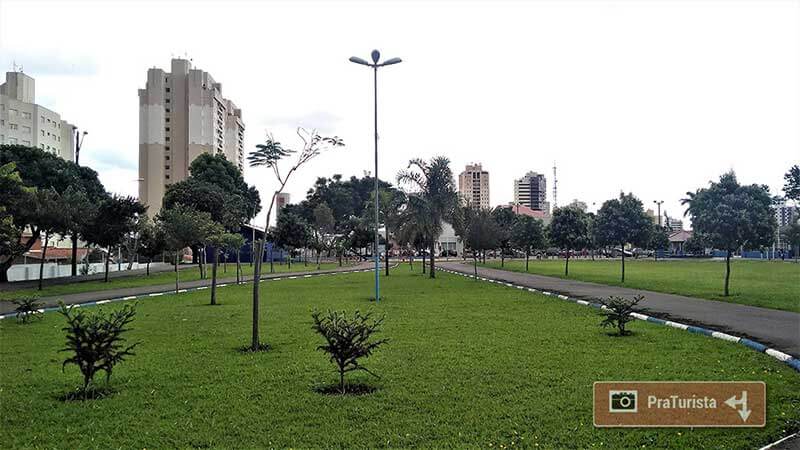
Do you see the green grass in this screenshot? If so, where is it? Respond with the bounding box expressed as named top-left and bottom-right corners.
top-left (0, 261), bottom-right (350, 301)
top-left (1, 269), bottom-right (798, 449)
top-left (479, 258), bottom-right (800, 313)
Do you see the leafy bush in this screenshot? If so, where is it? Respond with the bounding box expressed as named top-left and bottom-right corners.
top-left (311, 309), bottom-right (388, 394)
top-left (13, 296), bottom-right (43, 324)
top-left (59, 302), bottom-right (139, 394)
top-left (598, 295), bottom-right (645, 336)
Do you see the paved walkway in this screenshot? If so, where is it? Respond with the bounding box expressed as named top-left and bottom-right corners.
top-left (440, 262), bottom-right (800, 357)
top-left (0, 262), bottom-right (373, 315)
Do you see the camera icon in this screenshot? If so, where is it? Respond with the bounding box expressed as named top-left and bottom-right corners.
top-left (609, 390), bottom-right (638, 413)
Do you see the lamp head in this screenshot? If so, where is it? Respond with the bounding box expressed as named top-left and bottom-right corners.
top-left (371, 49), bottom-right (380, 64)
top-left (349, 56), bottom-right (371, 66)
top-left (380, 57), bottom-right (402, 66)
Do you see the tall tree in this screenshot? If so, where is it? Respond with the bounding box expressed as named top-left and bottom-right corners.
top-left (510, 215), bottom-right (547, 271)
top-left (548, 206), bottom-right (590, 276)
top-left (784, 165), bottom-right (800, 202)
top-left (81, 195), bottom-right (147, 282)
top-left (781, 223), bottom-right (800, 263)
top-left (453, 206), bottom-right (500, 278)
top-left (682, 172), bottom-right (777, 296)
top-left (158, 205), bottom-right (220, 293)
top-left (311, 203), bottom-right (335, 270)
top-left (137, 217), bottom-right (166, 276)
top-left (274, 212), bottom-right (310, 271)
top-left (0, 162), bottom-right (34, 280)
top-left (364, 187), bottom-right (406, 275)
top-left (32, 189), bottom-right (71, 290)
top-left (594, 193), bottom-right (653, 283)
top-left (246, 129), bottom-right (343, 351)
top-left (491, 207), bottom-right (517, 267)
top-left (0, 145), bottom-right (106, 282)
top-left (396, 157), bottom-right (458, 278)
top-left (648, 225), bottom-right (671, 260)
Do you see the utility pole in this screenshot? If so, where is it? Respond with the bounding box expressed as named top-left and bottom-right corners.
top-left (653, 200), bottom-right (664, 228)
top-left (71, 128), bottom-right (88, 277)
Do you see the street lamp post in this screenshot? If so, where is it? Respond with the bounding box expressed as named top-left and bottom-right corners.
top-left (653, 200), bottom-right (664, 228)
top-left (349, 49), bottom-right (402, 303)
top-left (71, 127), bottom-right (88, 277)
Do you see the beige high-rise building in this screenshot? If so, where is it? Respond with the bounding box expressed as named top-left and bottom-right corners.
top-left (138, 58), bottom-right (245, 215)
top-left (0, 70), bottom-right (75, 160)
top-left (458, 163), bottom-right (490, 209)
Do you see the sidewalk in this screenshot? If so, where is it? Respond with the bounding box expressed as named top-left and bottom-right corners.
top-left (440, 262), bottom-right (800, 357)
top-left (0, 262), bottom-right (372, 315)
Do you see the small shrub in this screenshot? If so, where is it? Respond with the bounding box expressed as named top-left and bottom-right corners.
top-left (311, 309), bottom-right (388, 394)
top-left (13, 296), bottom-right (43, 324)
top-left (598, 295), bottom-right (645, 336)
top-left (59, 302), bottom-right (139, 395)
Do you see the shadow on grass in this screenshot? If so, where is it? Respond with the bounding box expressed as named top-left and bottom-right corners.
top-left (314, 383), bottom-right (379, 396)
top-left (57, 385), bottom-right (117, 402)
top-left (236, 343), bottom-right (272, 353)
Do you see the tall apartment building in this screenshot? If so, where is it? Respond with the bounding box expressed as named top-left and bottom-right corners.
top-left (275, 192), bottom-right (291, 218)
top-left (513, 171), bottom-right (549, 212)
top-left (458, 163), bottom-right (490, 208)
top-left (139, 58), bottom-right (245, 215)
top-left (0, 70), bottom-right (75, 160)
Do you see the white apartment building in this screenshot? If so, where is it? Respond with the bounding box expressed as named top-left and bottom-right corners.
top-left (458, 163), bottom-right (490, 209)
top-left (138, 58), bottom-right (245, 215)
top-left (513, 171), bottom-right (549, 212)
top-left (0, 70), bottom-right (75, 160)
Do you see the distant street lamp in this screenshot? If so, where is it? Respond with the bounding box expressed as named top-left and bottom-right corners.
top-left (70, 127), bottom-right (88, 277)
top-left (653, 200), bottom-right (664, 227)
top-left (349, 49), bottom-right (402, 303)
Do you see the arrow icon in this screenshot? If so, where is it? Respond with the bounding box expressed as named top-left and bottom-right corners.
top-left (725, 391), bottom-right (751, 422)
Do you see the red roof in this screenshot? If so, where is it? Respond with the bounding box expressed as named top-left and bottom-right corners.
top-left (503, 203), bottom-right (550, 219)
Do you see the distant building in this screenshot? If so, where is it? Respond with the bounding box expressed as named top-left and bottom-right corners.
top-left (0, 70), bottom-right (75, 160)
top-left (775, 204), bottom-right (798, 227)
top-left (138, 58), bottom-right (245, 215)
top-left (668, 230), bottom-right (693, 255)
top-left (664, 214), bottom-right (683, 232)
top-left (513, 171), bottom-right (549, 213)
top-left (458, 163), bottom-right (490, 209)
top-left (275, 192), bottom-right (291, 218)
top-left (567, 199), bottom-right (588, 212)
top-left (503, 202), bottom-right (552, 225)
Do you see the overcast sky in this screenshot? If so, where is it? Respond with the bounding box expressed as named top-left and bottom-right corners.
top-left (1, 0), bottom-right (798, 227)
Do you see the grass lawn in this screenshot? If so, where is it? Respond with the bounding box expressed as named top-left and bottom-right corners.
top-left (479, 258), bottom-right (800, 313)
top-left (1, 269), bottom-right (798, 449)
top-left (0, 261), bottom-right (350, 301)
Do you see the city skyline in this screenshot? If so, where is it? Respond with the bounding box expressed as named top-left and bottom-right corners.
top-left (0, 0), bottom-right (797, 226)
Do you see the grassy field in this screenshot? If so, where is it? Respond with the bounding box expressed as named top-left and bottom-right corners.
top-left (478, 258), bottom-right (800, 313)
top-left (1, 269), bottom-right (798, 449)
top-left (0, 261), bottom-right (350, 301)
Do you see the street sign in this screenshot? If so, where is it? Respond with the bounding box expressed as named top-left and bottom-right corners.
top-left (594, 381), bottom-right (766, 427)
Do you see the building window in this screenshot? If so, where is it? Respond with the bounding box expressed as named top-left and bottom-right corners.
top-left (165, 174), bottom-right (170, 180)
top-left (165, 118), bottom-right (170, 123)
top-left (9, 123), bottom-right (17, 130)
top-left (165, 146), bottom-right (170, 151)
top-left (165, 127), bottom-right (170, 132)
top-left (9, 109), bottom-right (17, 116)
top-left (9, 137), bottom-right (17, 144)
top-left (165, 137), bottom-right (170, 142)
top-left (22, 126), bottom-right (31, 133)
top-left (166, 88), bottom-right (171, 93)
top-left (0, 120), bottom-right (3, 126)
top-left (22, 140), bottom-right (30, 146)
top-left (41, 130), bottom-right (45, 136)
top-left (165, 155), bottom-right (170, 160)
top-left (22, 112), bottom-right (31, 119)
top-left (165, 165), bottom-right (170, 170)
top-left (166, 108), bottom-right (170, 113)
top-left (165, 99), bottom-right (170, 104)
top-left (40, 116), bottom-right (45, 123)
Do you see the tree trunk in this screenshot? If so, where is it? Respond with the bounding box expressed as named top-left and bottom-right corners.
top-left (0, 230), bottom-right (39, 282)
top-left (429, 240), bottom-right (436, 279)
top-left (270, 246), bottom-right (274, 273)
top-left (146, 260), bottom-right (150, 276)
top-left (288, 249), bottom-right (292, 270)
top-left (236, 250), bottom-right (241, 284)
top-left (621, 247), bottom-right (626, 283)
top-left (409, 254), bottom-right (413, 271)
top-left (223, 253), bottom-right (227, 273)
top-left (105, 247), bottom-right (111, 282)
top-left (473, 254), bottom-right (478, 279)
top-left (339, 368), bottom-right (345, 394)
top-left (565, 251), bottom-right (570, 276)
top-left (501, 250), bottom-right (505, 267)
top-left (210, 248), bottom-right (219, 305)
top-left (175, 250), bottom-right (180, 294)
top-left (385, 248), bottom-right (389, 276)
top-left (525, 252), bottom-right (529, 272)
top-left (422, 253), bottom-right (426, 274)
top-left (317, 251), bottom-right (321, 270)
top-left (724, 250), bottom-right (731, 296)
top-left (251, 237), bottom-right (264, 350)
top-left (38, 232), bottom-right (50, 290)
top-left (71, 233), bottom-right (78, 277)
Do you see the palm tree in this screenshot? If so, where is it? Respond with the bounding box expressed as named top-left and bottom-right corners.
top-left (397, 157), bottom-right (458, 278)
top-left (396, 194), bottom-right (437, 273)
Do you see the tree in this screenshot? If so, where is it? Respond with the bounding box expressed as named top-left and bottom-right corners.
top-left (396, 157), bottom-right (458, 278)
top-left (490, 207), bottom-right (516, 267)
top-left (274, 212), bottom-right (310, 271)
top-left (311, 203), bottom-right (336, 270)
top-left (781, 223), bottom-right (800, 263)
top-left (157, 205), bottom-right (220, 294)
top-left (137, 217), bottom-right (166, 276)
top-left (648, 226), bottom-right (670, 261)
top-left (453, 206), bottom-right (500, 278)
top-left (598, 295), bottom-right (646, 336)
top-left (396, 195), bottom-right (438, 274)
top-left (684, 233), bottom-right (710, 256)
top-left (32, 189), bottom-right (71, 290)
top-left (206, 232), bottom-right (239, 305)
top-left (311, 309), bottom-right (388, 394)
top-left (510, 215), bottom-right (547, 271)
top-left (0, 163), bottom-right (32, 274)
top-left (81, 195), bottom-right (147, 282)
top-left (363, 188), bottom-right (406, 275)
top-left (219, 233), bottom-right (246, 283)
top-left (682, 172), bottom-right (777, 296)
top-left (784, 165), bottom-right (800, 202)
top-left (246, 129), bottom-right (343, 351)
top-left (594, 193), bottom-right (653, 283)
top-left (0, 145), bottom-right (106, 282)
top-left (548, 206), bottom-right (590, 276)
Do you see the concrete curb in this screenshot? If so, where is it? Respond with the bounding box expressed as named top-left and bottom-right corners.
top-left (440, 269), bottom-right (800, 374)
top-left (0, 267), bottom-right (375, 320)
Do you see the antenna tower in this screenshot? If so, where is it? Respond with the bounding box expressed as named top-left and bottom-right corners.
top-left (552, 161), bottom-right (558, 209)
